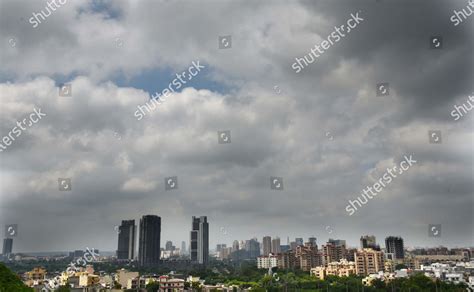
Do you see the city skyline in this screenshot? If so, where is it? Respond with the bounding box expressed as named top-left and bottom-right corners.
top-left (1, 212), bottom-right (473, 254)
top-left (3, 217), bottom-right (471, 256)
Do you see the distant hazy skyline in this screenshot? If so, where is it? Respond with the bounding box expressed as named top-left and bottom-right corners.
top-left (0, 0), bottom-right (472, 253)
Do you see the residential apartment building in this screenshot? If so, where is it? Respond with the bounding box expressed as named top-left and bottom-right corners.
top-left (322, 239), bottom-right (347, 265)
top-left (158, 275), bottom-right (185, 291)
top-left (117, 269), bottom-right (139, 288)
top-left (257, 254), bottom-right (279, 269)
top-left (295, 242), bottom-right (323, 271)
top-left (311, 259), bottom-right (356, 280)
top-left (278, 250), bottom-right (299, 269)
top-left (355, 248), bottom-right (385, 276)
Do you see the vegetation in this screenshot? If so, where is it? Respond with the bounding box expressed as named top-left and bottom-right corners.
top-left (146, 282), bottom-right (160, 292)
top-left (0, 262), bottom-right (33, 292)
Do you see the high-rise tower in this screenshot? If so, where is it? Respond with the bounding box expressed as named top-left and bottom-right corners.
top-left (190, 216), bottom-right (209, 264)
top-left (138, 215), bottom-right (161, 266)
top-left (117, 220), bottom-right (136, 260)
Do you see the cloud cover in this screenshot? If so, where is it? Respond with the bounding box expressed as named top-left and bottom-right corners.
top-left (0, 0), bottom-right (472, 252)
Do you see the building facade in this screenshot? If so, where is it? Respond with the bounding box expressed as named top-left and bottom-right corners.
top-left (271, 237), bottom-right (281, 254)
top-left (117, 220), bottom-right (136, 260)
top-left (158, 275), bottom-right (185, 292)
top-left (295, 238), bottom-right (304, 246)
top-left (138, 215), bottom-right (161, 266)
top-left (190, 216), bottom-right (209, 264)
top-left (385, 236), bottom-right (404, 259)
top-left (2, 238), bottom-right (13, 255)
top-left (360, 235), bottom-right (379, 250)
top-left (232, 240), bottom-right (240, 251)
top-left (262, 236), bottom-right (272, 256)
top-left (257, 254), bottom-right (279, 269)
top-left (311, 259), bottom-right (356, 280)
top-left (245, 238), bottom-right (261, 259)
top-left (355, 248), bottom-right (385, 276)
top-left (295, 242), bottom-right (322, 271)
top-left (322, 239), bottom-right (347, 265)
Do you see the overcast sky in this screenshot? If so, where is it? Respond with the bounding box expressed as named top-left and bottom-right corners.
top-left (0, 0), bottom-right (472, 253)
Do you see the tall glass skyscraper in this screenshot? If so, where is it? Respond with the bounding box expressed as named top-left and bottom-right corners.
top-left (190, 216), bottom-right (209, 264)
top-left (117, 220), bottom-right (136, 260)
top-left (138, 215), bottom-right (161, 266)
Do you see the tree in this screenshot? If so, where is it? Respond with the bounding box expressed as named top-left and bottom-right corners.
top-left (394, 264), bottom-right (407, 270)
top-left (146, 282), bottom-right (160, 292)
top-left (371, 278), bottom-right (385, 289)
top-left (191, 281), bottom-right (203, 292)
top-left (0, 263), bottom-right (33, 292)
top-left (56, 286), bottom-right (71, 292)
